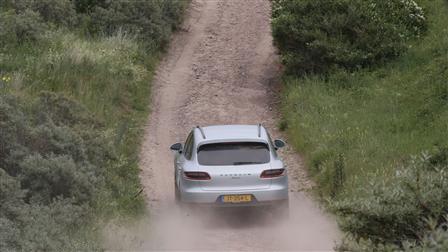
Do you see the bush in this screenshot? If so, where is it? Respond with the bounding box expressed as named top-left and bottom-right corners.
top-left (279, 0), bottom-right (448, 249)
top-left (332, 152), bottom-right (448, 245)
top-left (19, 154), bottom-right (98, 205)
top-left (272, 0), bottom-right (426, 74)
top-left (406, 222), bottom-right (448, 251)
top-left (0, 93), bottom-right (110, 250)
top-left (31, 0), bottom-right (77, 27)
top-left (0, 0), bottom-right (187, 249)
top-left (337, 219), bottom-right (448, 251)
top-left (71, 0), bottom-right (105, 13)
top-left (0, 0), bottom-right (186, 49)
top-left (2, 0), bottom-right (78, 27)
top-left (0, 9), bottom-right (48, 46)
top-left (89, 0), bottom-right (187, 49)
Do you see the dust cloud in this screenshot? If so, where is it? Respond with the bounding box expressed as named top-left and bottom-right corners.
top-left (102, 192), bottom-right (339, 251)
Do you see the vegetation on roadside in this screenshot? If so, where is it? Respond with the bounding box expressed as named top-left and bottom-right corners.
top-left (273, 0), bottom-right (448, 249)
top-left (0, 0), bottom-right (187, 250)
top-left (272, 0), bottom-right (426, 75)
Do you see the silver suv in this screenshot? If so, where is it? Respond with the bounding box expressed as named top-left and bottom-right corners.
top-left (170, 124), bottom-right (289, 212)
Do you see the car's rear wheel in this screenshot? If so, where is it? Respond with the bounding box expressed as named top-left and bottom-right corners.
top-left (175, 184), bottom-right (194, 214)
top-left (174, 183), bottom-right (181, 203)
top-left (174, 184), bottom-right (190, 215)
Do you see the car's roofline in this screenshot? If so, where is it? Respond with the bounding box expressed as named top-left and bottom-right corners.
top-left (195, 138), bottom-right (269, 148)
top-left (193, 124), bottom-right (270, 144)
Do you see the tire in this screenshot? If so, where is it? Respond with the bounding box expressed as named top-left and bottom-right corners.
top-left (174, 183), bottom-right (182, 204)
top-left (175, 184), bottom-right (193, 214)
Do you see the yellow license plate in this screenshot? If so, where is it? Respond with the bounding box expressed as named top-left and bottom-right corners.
top-left (222, 194), bottom-right (252, 203)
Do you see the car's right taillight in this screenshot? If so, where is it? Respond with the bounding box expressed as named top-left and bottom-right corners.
top-left (260, 168), bottom-right (285, 179)
top-left (184, 171), bottom-right (211, 180)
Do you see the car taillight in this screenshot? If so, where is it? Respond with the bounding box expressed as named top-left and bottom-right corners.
top-left (260, 169), bottom-right (285, 178)
top-left (184, 171), bottom-right (211, 180)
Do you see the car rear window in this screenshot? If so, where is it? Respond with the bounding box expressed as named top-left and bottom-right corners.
top-left (197, 142), bottom-right (270, 166)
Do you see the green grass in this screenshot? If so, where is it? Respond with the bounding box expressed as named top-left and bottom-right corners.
top-left (281, 0), bottom-right (448, 198)
top-left (1, 30), bottom-right (154, 217)
top-left (280, 0), bottom-right (448, 246)
top-left (0, 30), bottom-right (160, 250)
top-left (0, 1), bottom-right (188, 250)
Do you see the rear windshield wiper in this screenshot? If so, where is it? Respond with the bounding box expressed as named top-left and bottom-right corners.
top-left (233, 161), bottom-right (259, 165)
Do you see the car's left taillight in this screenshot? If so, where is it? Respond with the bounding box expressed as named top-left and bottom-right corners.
top-left (260, 168), bottom-right (285, 179)
top-left (183, 171), bottom-right (211, 180)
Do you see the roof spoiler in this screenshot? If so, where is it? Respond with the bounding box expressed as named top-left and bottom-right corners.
top-left (196, 125), bottom-right (206, 139)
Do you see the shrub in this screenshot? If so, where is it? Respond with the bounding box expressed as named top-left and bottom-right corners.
top-left (0, 9), bottom-right (48, 46)
top-left (0, 0), bottom-right (187, 249)
top-left (2, 0), bottom-right (77, 26)
top-left (19, 154), bottom-right (99, 205)
top-left (0, 169), bottom-right (25, 250)
top-left (272, 0), bottom-right (426, 74)
top-left (337, 219), bottom-right (448, 251)
top-left (331, 153), bottom-right (448, 245)
top-left (89, 0), bottom-right (187, 49)
top-left (70, 0), bottom-right (103, 13)
top-left (30, 0), bottom-right (77, 27)
top-left (279, 0), bottom-right (447, 250)
top-left (406, 222), bottom-right (448, 251)
top-left (0, 0), bottom-right (186, 49)
top-left (0, 93), bottom-right (109, 250)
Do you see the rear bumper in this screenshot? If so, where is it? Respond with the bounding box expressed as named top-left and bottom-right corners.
top-left (179, 184), bottom-right (289, 207)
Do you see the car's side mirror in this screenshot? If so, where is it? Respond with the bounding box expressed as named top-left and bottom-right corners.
top-left (170, 143), bottom-right (182, 152)
top-left (274, 139), bottom-right (286, 149)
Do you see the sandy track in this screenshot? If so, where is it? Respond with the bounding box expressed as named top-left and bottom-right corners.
top-left (135, 0), bottom-right (340, 250)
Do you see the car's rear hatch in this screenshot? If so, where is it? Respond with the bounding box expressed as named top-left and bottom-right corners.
top-left (198, 164), bottom-right (271, 191)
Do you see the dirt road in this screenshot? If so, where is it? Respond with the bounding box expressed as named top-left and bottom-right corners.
top-left (133, 0), bottom-right (339, 250)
